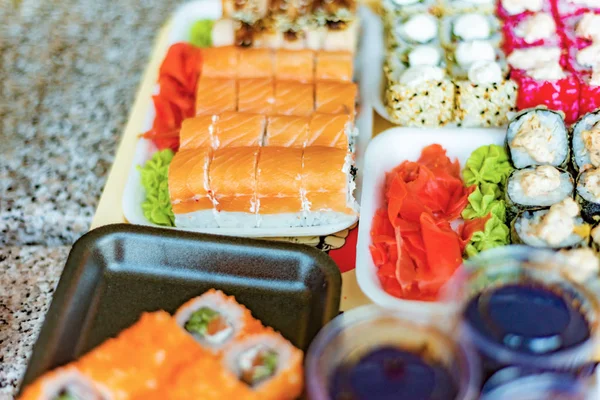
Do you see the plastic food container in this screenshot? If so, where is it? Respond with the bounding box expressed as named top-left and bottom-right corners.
top-left (447, 246), bottom-right (600, 379)
top-left (305, 305), bottom-right (481, 400)
top-left (355, 127), bottom-right (504, 312)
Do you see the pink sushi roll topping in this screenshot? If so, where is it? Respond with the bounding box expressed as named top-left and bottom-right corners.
top-left (497, 0), bottom-right (552, 20)
top-left (553, 0), bottom-right (600, 18)
top-left (503, 12), bottom-right (563, 52)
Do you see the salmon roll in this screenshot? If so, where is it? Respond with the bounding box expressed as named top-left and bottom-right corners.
top-left (315, 51), bottom-right (353, 82)
top-left (179, 115), bottom-right (217, 150)
top-left (238, 79), bottom-right (275, 114)
top-left (274, 81), bottom-right (315, 116)
top-left (195, 78), bottom-right (237, 115)
top-left (257, 147), bottom-right (304, 227)
top-left (210, 147), bottom-right (260, 228)
top-left (169, 148), bottom-right (217, 229)
top-left (315, 81), bottom-right (357, 115)
top-left (19, 366), bottom-right (112, 400)
top-left (302, 146), bottom-right (357, 225)
top-left (306, 113), bottom-right (352, 149)
top-left (237, 48), bottom-right (274, 79)
top-left (264, 115), bottom-right (309, 147)
top-left (76, 312), bottom-right (203, 399)
top-left (221, 330), bottom-right (304, 400)
top-left (175, 289), bottom-right (264, 353)
top-left (214, 112), bottom-right (266, 148)
top-left (275, 49), bottom-right (315, 83)
top-left (201, 46), bottom-right (239, 78)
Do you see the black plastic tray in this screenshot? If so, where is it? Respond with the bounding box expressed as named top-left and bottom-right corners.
top-left (21, 224), bottom-right (341, 389)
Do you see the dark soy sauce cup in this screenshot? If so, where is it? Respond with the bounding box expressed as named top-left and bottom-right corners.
top-left (305, 305), bottom-right (481, 400)
top-left (446, 246), bottom-right (600, 382)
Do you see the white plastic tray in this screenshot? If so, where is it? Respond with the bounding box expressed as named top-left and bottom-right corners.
top-left (355, 126), bottom-right (505, 311)
top-left (122, 1), bottom-right (378, 238)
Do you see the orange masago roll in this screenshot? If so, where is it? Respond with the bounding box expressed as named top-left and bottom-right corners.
top-left (174, 289), bottom-right (265, 354)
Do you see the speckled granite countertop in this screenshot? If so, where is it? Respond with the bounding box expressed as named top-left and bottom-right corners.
top-left (0, 1), bottom-right (183, 397)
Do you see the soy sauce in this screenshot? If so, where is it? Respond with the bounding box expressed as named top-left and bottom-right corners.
top-left (329, 346), bottom-right (458, 400)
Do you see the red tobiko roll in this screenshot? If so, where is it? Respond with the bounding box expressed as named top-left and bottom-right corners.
top-left (552, 0), bottom-right (600, 18)
top-left (579, 72), bottom-right (600, 115)
top-left (497, 0), bottom-right (553, 20)
top-left (502, 12), bottom-right (563, 53)
top-left (511, 68), bottom-right (580, 123)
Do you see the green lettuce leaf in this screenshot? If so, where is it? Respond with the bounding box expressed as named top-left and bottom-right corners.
top-left (464, 214), bottom-right (511, 258)
top-left (138, 149), bottom-right (175, 227)
top-left (190, 20), bottom-right (214, 48)
top-left (463, 145), bottom-right (513, 188)
top-left (462, 183), bottom-right (506, 221)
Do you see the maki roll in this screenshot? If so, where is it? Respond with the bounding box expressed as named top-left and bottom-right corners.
top-left (221, 331), bottom-right (304, 400)
top-left (435, 0), bottom-right (495, 15)
top-left (382, 0), bottom-right (436, 22)
top-left (322, 19), bottom-right (360, 53)
top-left (558, 247), bottom-right (600, 283)
top-left (19, 367), bottom-right (111, 400)
top-left (511, 198), bottom-right (590, 248)
top-left (175, 289), bottom-right (264, 352)
top-left (576, 167), bottom-right (600, 223)
top-left (386, 13), bottom-right (439, 50)
top-left (312, 0), bottom-right (356, 29)
top-left (554, 0), bottom-right (600, 18)
top-left (454, 60), bottom-right (518, 127)
top-left (506, 165), bottom-right (574, 220)
top-left (505, 108), bottom-right (570, 169)
top-left (571, 108), bottom-right (600, 172)
top-left (440, 13), bottom-right (501, 51)
top-left (270, 0), bottom-right (314, 33)
top-left (501, 12), bottom-right (562, 54)
top-left (496, 0), bottom-right (551, 20)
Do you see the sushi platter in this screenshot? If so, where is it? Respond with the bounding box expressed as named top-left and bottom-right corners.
top-left (121, 0), bottom-right (382, 238)
top-left (18, 0), bottom-right (600, 398)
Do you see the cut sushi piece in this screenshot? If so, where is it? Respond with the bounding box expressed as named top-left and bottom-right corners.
top-left (281, 30), bottom-right (308, 50)
top-left (302, 146), bottom-right (357, 225)
top-left (439, 13), bottom-right (501, 51)
top-left (559, 247), bottom-right (600, 283)
top-left (274, 49), bottom-right (315, 83)
top-left (386, 13), bottom-right (440, 50)
top-left (212, 18), bottom-right (237, 47)
top-left (179, 114), bottom-right (217, 150)
top-left (496, 0), bottom-right (551, 19)
top-left (454, 61), bottom-right (517, 127)
top-left (322, 20), bottom-right (359, 53)
top-left (506, 166), bottom-right (574, 220)
top-left (235, 21), bottom-right (259, 47)
top-left (237, 48), bottom-right (275, 79)
top-left (253, 28), bottom-right (285, 49)
top-left (576, 167), bottom-right (600, 223)
top-left (257, 147), bottom-right (304, 227)
top-left (174, 289), bottom-right (264, 353)
top-left (385, 65), bottom-right (455, 127)
top-left (237, 78), bottom-right (275, 114)
top-left (315, 81), bottom-right (357, 115)
top-left (315, 51), bottom-right (353, 82)
top-left (505, 107), bottom-right (570, 169)
top-left (304, 26), bottom-right (327, 50)
top-left (572, 108), bottom-right (600, 171)
top-left (223, 0), bottom-right (269, 24)
top-left (221, 330), bottom-right (304, 400)
top-left (77, 311), bottom-right (204, 398)
top-left (210, 147), bottom-right (260, 228)
top-left (578, 71), bottom-right (600, 115)
top-left (435, 0), bottom-right (496, 15)
top-left (306, 113), bottom-right (351, 149)
top-left (554, 0), bottom-right (600, 18)
top-left (274, 81), bottom-right (315, 116)
top-left (501, 12), bottom-right (562, 53)
top-left (264, 115), bottom-right (309, 147)
top-left (312, 0), bottom-right (356, 26)
top-left (19, 366), bottom-right (112, 400)
top-left (201, 46), bottom-right (239, 78)
top-left (270, 0), bottom-right (314, 33)
top-left (169, 148), bottom-right (217, 228)
top-left (381, 0), bottom-right (436, 20)
top-left (214, 111), bottom-right (267, 148)
top-left (195, 78), bottom-right (237, 115)
top-left (511, 198), bottom-right (590, 248)
top-left (511, 68), bottom-right (580, 124)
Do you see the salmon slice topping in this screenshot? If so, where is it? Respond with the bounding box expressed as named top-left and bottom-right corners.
top-left (307, 113), bottom-right (350, 149)
top-left (275, 49), bottom-right (315, 83)
top-left (265, 115), bottom-right (309, 147)
top-left (195, 78), bottom-right (237, 115)
top-left (315, 81), bottom-right (357, 115)
top-left (302, 146), bottom-right (348, 193)
top-left (201, 46), bottom-right (239, 78)
top-left (257, 147), bottom-right (303, 197)
top-left (315, 51), bottom-right (353, 82)
top-left (211, 147), bottom-right (259, 197)
top-left (215, 112), bottom-right (266, 148)
top-left (179, 114), bottom-right (216, 150)
top-left (274, 81), bottom-right (314, 116)
top-left (238, 78), bottom-right (275, 114)
top-left (237, 48), bottom-right (274, 79)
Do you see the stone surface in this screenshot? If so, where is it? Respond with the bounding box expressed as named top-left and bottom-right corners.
top-left (0, 246), bottom-right (70, 399)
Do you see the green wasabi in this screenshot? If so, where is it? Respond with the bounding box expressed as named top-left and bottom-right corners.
top-left (55, 392), bottom-right (77, 400)
top-left (463, 145), bottom-right (513, 188)
top-left (462, 183), bottom-right (506, 221)
top-left (464, 215), bottom-right (511, 258)
top-left (190, 20), bottom-right (214, 48)
top-left (138, 149), bottom-right (175, 227)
